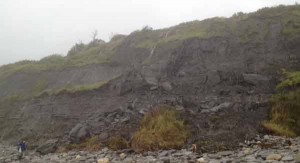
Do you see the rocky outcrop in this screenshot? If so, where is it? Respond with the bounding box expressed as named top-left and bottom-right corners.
top-left (36, 139), bottom-right (58, 155)
top-left (69, 124), bottom-right (90, 143)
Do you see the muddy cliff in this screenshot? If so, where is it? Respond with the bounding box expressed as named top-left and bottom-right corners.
top-left (0, 5), bottom-right (299, 151)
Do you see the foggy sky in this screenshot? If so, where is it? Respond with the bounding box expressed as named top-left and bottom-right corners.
top-left (0, 0), bottom-right (299, 65)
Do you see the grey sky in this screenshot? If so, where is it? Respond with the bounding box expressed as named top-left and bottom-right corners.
top-left (0, 0), bottom-right (299, 65)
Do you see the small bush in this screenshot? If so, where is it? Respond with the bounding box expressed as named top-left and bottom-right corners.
top-left (131, 105), bottom-right (188, 152)
top-left (65, 136), bottom-right (101, 151)
top-left (107, 136), bottom-right (128, 150)
top-left (276, 71), bottom-right (300, 90)
top-left (262, 121), bottom-right (296, 137)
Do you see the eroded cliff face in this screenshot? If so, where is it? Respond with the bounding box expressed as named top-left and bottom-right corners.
top-left (0, 5), bottom-right (300, 151)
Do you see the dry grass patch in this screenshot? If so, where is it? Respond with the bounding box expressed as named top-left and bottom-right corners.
top-left (262, 121), bottom-right (296, 137)
top-left (65, 136), bottom-right (101, 151)
top-left (107, 136), bottom-right (128, 150)
top-left (131, 105), bottom-right (188, 152)
top-left (263, 71), bottom-right (300, 137)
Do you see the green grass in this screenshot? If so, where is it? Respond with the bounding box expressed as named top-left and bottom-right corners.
top-left (31, 80), bottom-right (47, 96)
top-left (135, 5), bottom-right (300, 48)
top-left (35, 80), bottom-right (108, 97)
top-left (1, 4), bottom-right (300, 81)
top-left (57, 81), bottom-right (107, 94)
top-left (1, 94), bottom-right (24, 104)
top-left (136, 39), bottom-right (157, 49)
top-left (131, 105), bottom-right (188, 152)
top-left (263, 71), bottom-right (300, 137)
top-left (276, 71), bottom-right (300, 90)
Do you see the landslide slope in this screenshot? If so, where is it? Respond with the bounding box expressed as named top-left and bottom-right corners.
top-left (0, 5), bottom-right (299, 151)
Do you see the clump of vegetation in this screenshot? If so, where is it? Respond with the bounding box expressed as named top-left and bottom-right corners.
top-left (55, 81), bottom-right (107, 94)
top-left (276, 71), bottom-right (300, 90)
top-left (31, 80), bottom-right (47, 96)
top-left (34, 80), bottom-right (109, 98)
top-left (107, 136), bottom-right (128, 150)
top-left (65, 136), bottom-right (101, 151)
top-left (196, 140), bottom-right (227, 153)
top-left (131, 105), bottom-right (188, 152)
top-left (263, 121), bottom-right (296, 137)
top-left (263, 70), bottom-right (300, 137)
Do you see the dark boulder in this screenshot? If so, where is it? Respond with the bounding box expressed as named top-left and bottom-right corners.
top-left (36, 139), bottom-right (58, 155)
top-left (69, 123), bottom-right (90, 143)
top-left (242, 74), bottom-right (270, 86)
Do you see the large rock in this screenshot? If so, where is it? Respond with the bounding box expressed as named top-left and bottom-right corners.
top-left (97, 158), bottom-right (109, 163)
top-left (160, 81), bottom-right (173, 91)
top-left (36, 139), bottom-right (58, 155)
top-left (201, 102), bottom-right (232, 113)
top-left (69, 123), bottom-right (90, 143)
top-left (242, 74), bottom-right (270, 86)
top-left (144, 76), bottom-right (158, 86)
top-left (266, 154), bottom-right (282, 161)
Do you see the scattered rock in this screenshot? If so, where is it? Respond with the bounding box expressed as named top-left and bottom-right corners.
top-left (150, 86), bottom-right (158, 90)
top-left (0, 135), bottom-right (300, 163)
top-left (159, 150), bottom-right (169, 157)
top-left (178, 71), bottom-right (186, 77)
top-left (97, 158), bottom-right (109, 163)
top-left (217, 150), bottom-right (234, 157)
top-left (75, 155), bottom-right (81, 160)
top-left (160, 81), bottom-right (173, 91)
top-left (99, 132), bottom-right (109, 140)
top-left (145, 76), bottom-right (158, 86)
top-left (243, 148), bottom-right (251, 155)
top-left (202, 102), bottom-right (232, 113)
top-left (263, 135), bottom-right (270, 140)
top-left (175, 105), bottom-right (184, 111)
top-left (242, 74), bottom-right (270, 85)
top-left (266, 154), bottom-right (282, 161)
top-left (120, 153), bottom-right (126, 159)
top-left (282, 155), bottom-right (294, 161)
top-left (197, 157), bottom-right (208, 163)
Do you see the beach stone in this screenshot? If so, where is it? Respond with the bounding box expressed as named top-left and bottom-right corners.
top-left (217, 151), bottom-right (234, 156)
top-left (97, 158), bottom-right (109, 163)
top-left (282, 155), bottom-right (294, 161)
top-left (266, 154), bottom-right (282, 161)
top-left (294, 154), bottom-right (300, 163)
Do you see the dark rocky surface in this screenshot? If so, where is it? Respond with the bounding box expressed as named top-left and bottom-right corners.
top-left (1, 135), bottom-right (300, 163)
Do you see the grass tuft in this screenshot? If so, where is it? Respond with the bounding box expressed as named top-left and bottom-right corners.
top-left (107, 136), bottom-right (128, 150)
top-left (131, 105), bottom-right (188, 152)
top-left (262, 121), bottom-right (296, 137)
top-left (65, 136), bottom-right (101, 151)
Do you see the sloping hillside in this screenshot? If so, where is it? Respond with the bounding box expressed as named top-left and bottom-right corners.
top-left (0, 5), bottom-right (299, 152)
